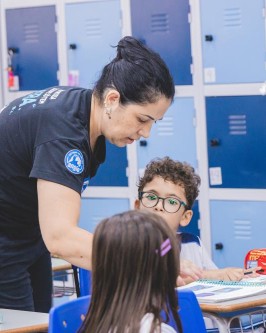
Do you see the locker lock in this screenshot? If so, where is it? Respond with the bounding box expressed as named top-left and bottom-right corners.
top-left (215, 242), bottom-right (224, 250)
top-left (8, 47), bottom-right (19, 54)
top-left (210, 138), bottom-right (220, 147)
top-left (139, 140), bottom-right (147, 147)
top-left (205, 35), bottom-right (213, 42)
top-left (69, 43), bottom-right (77, 50)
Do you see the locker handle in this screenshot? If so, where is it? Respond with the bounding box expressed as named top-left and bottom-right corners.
top-left (215, 243), bottom-right (223, 250)
top-left (8, 47), bottom-right (19, 54)
top-left (69, 43), bottom-right (77, 50)
top-left (139, 140), bottom-right (147, 147)
top-left (205, 35), bottom-right (213, 42)
top-left (210, 138), bottom-right (220, 147)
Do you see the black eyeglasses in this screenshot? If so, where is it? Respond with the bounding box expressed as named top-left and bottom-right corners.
top-left (139, 192), bottom-right (187, 214)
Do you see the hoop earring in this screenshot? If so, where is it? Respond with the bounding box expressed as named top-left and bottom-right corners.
top-left (104, 103), bottom-right (112, 119)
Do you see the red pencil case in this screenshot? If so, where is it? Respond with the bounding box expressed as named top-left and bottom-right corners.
top-left (244, 249), bottom-right (266, 274)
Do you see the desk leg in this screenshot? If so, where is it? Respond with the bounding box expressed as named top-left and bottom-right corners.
top-left (203, 312), bottom-right (230, 333)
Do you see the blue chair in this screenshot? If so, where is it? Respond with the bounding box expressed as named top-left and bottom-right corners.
top-left (72, 266), bottom-right (92, 297)
top-left (79, 268), bottom-right (92, 297)
top-left (164, 289), bottom-right (207, 333)
top-left (49, 286), bottom-right (206, 332)
top-left (48, 295), bottom-right (91, 333)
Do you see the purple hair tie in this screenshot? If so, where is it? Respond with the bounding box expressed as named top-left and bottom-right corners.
top-left (158, 238), bottom-right (172, 257)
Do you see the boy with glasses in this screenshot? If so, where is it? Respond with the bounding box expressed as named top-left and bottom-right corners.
top-left (135, 156), bottom-right (254, 284)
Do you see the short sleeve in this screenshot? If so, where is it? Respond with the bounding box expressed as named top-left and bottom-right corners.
top-left (30, 140), bottom-right (89, 194)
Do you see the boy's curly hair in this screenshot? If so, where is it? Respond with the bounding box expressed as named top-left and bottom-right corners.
top-left (137, 157), bottom-right (201, 209)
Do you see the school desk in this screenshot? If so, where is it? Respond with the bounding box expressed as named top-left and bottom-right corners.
top-left (0, 308), bottom-right (48, 332)
top-left (200, 293), bottom-right (266, 332)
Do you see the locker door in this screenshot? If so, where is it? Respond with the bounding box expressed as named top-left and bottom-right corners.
top-left (179, 200), bottom-right (200, 237)
top-left (65, 0), bottom-right (127, 187)
top-left (210, 200), bottom-right (266, 268)
top-left (200, 0), bottom-right (266, 84)
top-left (130, 0), bottom-right (192, 85)
top-left (137, 97), bottom-right (197, 172)
top-left (6, 6), bottom-right (58, 90)
top-left (79, 198), bottom-right (130, 232)
top-left (206, 95), bottom-right (266, 188)
top-left (65, 0), bottom-right (121, 88)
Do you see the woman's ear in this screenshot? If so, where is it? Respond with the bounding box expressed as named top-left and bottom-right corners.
top-left (134, 199), bottom-right (140, 209)
top-left (104, 89), bottom-right (120, 107)
top-left (179, 210), bottom-right (193, 227)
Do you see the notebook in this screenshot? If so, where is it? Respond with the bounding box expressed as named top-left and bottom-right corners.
top-left (178, 276), bottom-right (266, 303)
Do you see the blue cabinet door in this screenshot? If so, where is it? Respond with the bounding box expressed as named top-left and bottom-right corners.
top-left (137, 97), bottom-right (197, 172)
top-left (210, 200), bottom-right (266, 268)
top-left (65, 0), bottom-right (121, 88)
top-left (6, 6), bottom-right (58, 90)
top-left (206, 95), bottom-right (266, 188)
top-left (130, 0), bottom-right (192, 85)
top-left (79, 198), bottom-right (130, 232)
top-left (65, 0), bottom-right (127, 186)
top-left (200, 0), bottom-right (266, 84)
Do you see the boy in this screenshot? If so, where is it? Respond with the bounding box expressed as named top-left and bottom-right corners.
top-left (135, 156), bottom-right (257, 284)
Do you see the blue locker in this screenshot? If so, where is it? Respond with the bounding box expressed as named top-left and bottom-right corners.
top-left (210, 200), bottom-right (266, 268)
top-left (200, 0), bottom-right (266, 84)
top-left (137, 97), bottom-right (197, 171)
top-left (130, 0), bottom-right (192, 85)
top-left (65, 0), bottom-right (127, 187)
top-left (89, 143), bottom-right (128, 186)
top-left (79, 198), bottom-right (130, 232)
top-left (6, 6), bottom-right (58, 90)
top-left (65, 0), bottom-right (121, 88)
top-left (179, 200), bottom-right (200, 237)
top-left (206, 95), bottom-right (266, 188)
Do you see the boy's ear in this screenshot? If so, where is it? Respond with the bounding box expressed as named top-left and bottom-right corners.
top-left (179, 210), bottom-right (193, 227)
top-left (134, 199), bottom-right (140, 209)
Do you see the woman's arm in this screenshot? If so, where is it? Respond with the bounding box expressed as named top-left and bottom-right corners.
top-left (37, 179), bottom-right (93, 270)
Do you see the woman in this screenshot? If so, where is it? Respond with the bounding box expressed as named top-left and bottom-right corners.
top-left (0, 36), bottom-right (174, 312)
top-left (78, 210), bottom-right (183, 333)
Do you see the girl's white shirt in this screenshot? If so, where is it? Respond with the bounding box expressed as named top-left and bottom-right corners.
top-left (140, 313), bottom-right (177, 333)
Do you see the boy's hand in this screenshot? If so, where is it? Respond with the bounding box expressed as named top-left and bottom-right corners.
top-left (177, 259), bottom-right (203, 286)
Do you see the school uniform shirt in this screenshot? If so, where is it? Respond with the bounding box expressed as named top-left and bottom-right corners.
top-left (140, 313), bottom-right (177, 333)
top-left (0, 86), bottom-right (106, 237)
top-left (178, 232), bottom-right (218, 270)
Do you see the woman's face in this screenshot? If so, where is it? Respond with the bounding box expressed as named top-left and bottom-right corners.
top-left (102, 95), bottom-right (172, 147)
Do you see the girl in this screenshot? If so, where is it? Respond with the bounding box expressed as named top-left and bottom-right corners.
top-left (79, 210), bottom-right (183, 333)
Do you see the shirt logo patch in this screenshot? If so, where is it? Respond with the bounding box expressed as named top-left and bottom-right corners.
top-left (64, 149), bottom-right (84, 174)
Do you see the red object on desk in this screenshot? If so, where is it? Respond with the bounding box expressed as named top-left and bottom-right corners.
top-left (245, 249), bottom-right (266, 274)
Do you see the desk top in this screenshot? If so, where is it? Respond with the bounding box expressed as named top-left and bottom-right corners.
top-left (51, 257), bottom-right (72, 272)
top-left (200, 293), bottom-right (266, 313)
top-left (0, 308), bottom-right (48, 333)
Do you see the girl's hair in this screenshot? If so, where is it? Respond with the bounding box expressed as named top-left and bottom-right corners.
top-left (93, 36), bottom-right (175, 105)
top-left (79, 210), bottom-right (182, 333)
top-left (137, 156), bottom-right (201, 210)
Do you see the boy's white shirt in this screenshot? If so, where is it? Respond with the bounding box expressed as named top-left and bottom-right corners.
top-left (179, 233), bottom-right (218, 270)
top-left (140, 313), bottom-right (177, 333)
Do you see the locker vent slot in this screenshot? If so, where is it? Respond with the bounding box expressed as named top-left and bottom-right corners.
top-left (157, 116), bottom-right (174, 136)
top-left (85, 18), bottom-right (102, 37)
top-left (228, 115), bottom-right (247, 135)
top-left (150, 13), bottom-right (169, 33)
top-left (223, 7), bottom-right (242, 28)
top-left (24, 24), bottom-right (39, 43)
top-left (233, 220), bottom-right (251, 240)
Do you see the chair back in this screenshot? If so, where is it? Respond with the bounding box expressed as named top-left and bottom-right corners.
top-left (164, 289), bottom-right (207, 333)
top-left (79, 268), bottom-right (92, 297)
top-left (48, 295), bottom-right (91, 333)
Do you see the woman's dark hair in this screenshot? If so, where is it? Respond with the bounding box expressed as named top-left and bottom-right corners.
top-left (93, 36), bottom-right (175, 105)
top-left (137, 157), bottom-right (201, 210)
top-left (79, 210), bottom-right (182, 333)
